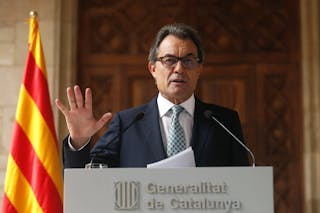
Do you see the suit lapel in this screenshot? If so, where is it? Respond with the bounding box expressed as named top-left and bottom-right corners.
top-left (191, 99), bottom-right (211, 158)
top-left (140, 97), bottom-right (167, 161)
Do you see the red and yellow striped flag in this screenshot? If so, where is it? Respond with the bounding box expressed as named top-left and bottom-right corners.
top-left (1, 12), bottom-right (63, 213)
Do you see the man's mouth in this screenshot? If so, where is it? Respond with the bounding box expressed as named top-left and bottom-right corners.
top-left (170, 79), bottom-right (185, 83)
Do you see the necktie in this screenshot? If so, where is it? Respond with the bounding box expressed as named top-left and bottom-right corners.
top-left (167, 105), bottom-right (186, 157)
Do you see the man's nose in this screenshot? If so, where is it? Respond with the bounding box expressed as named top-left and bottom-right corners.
top-left (173, 60), bottom-right (185, 73)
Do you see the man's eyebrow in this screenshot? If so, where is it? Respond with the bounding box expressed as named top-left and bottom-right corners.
top-left (161, 53), bottom-right (197, 57)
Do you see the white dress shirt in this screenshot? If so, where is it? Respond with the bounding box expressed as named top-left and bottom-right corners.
top-left (157, 93), bottom-right (195, 152)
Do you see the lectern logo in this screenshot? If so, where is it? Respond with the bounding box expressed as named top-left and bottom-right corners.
top-left (114, 181), bottom-right (140, 210)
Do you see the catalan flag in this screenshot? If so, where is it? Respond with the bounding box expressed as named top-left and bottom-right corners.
top-left (1, 12), bottom-right (63, 213)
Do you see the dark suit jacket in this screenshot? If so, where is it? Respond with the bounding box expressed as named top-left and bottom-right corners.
top-left (63, 96), bottom-right (249, 168)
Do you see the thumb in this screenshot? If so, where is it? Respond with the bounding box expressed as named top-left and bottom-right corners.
top-left (95, 112), bottom-right (113, 130)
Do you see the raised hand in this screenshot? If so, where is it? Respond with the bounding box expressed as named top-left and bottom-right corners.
top-left (55, 85), bottom-right (112, 149)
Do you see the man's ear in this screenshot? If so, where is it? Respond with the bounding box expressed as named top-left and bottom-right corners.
top-left (148, 61), bottom-right (156, 78)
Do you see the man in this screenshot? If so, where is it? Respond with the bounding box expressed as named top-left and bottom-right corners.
top-left (55, 23), bottom-right (249, 168)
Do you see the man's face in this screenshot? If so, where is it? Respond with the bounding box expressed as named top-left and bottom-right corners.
top-left (148, 35), bottom-right (203, 104)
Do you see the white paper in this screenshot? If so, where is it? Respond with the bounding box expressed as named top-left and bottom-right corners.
top-left (147, 147), bottom-right (195, 168)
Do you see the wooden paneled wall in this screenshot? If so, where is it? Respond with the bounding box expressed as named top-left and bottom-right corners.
top-left (77, 0), bottom-right (302, 212)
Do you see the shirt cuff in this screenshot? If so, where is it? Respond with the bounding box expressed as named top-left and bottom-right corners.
top-left (68, 135), bottom-right (91, 151)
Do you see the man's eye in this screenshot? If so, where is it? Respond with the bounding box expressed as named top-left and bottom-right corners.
top-left (164, 58), bottom-right (177, 65)
top-left (182, 58), bottom-right (193, 65)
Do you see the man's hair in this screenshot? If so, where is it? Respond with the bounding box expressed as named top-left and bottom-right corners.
top-left (148, 23), bottom-right (204, 63)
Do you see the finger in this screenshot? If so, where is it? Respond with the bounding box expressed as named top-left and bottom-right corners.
top-left (55, 98), bottom-right (69, 116)
top-left (74, 85), bottom-right (84, 108)
top-left (84, 88), bottom-right (92, 111)
top-left (95, 112), bottom-right (112, 130)
top-left (66, 86), bottom-right (77, 110)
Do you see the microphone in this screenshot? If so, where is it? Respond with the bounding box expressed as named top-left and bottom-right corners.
top-left (204, 110), bottom-right (256, 167)
top-left (87, 112), bottom-right (145, 167)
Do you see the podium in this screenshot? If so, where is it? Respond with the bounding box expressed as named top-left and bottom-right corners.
top-left (64, 167), bottom-right (273, 213)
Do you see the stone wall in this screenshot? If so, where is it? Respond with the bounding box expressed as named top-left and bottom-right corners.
top-left (301, 0), bottom-right (320, 212)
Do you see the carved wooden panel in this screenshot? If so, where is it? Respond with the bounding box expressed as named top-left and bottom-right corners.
top-left (194, 0), bottom-right (295, 53)
top-left (256, 64), bottom-right (302, 212)
top-left (126, 65), bottom-right (158, 107)
top-left (77, 1), bottom-right (302, 212)
top-left (196, 64), bottom-right (256, 154)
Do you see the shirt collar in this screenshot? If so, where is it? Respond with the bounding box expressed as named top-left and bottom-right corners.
top-left (157, 93), bottom-right (195, 117)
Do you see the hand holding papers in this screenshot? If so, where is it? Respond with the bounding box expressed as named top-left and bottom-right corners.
top-left (147, 147), bottom-right (195, 168)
